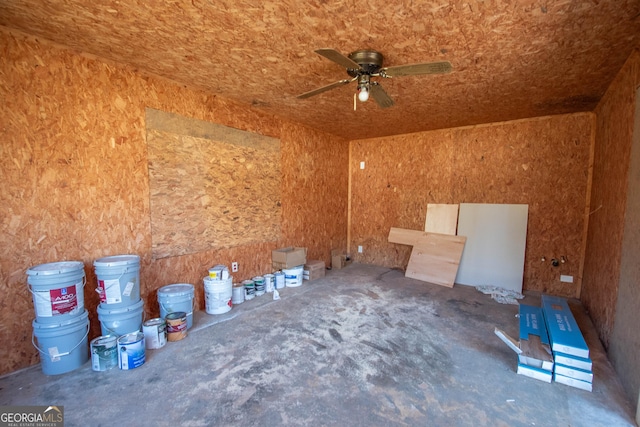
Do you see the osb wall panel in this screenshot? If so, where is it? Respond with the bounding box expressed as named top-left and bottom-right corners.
top-left (350, 114), bottom-right (593, 295)
top-left (583, 50), bottom-right (640, 350)
top-left (608, 50), bottom-right (640, 407)
top-left (0, 28), bottom-right (348, 376)
top-left (146, 109), bottom-right (281, 259)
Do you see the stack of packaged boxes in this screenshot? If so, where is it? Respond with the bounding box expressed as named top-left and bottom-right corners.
top-left (541, 295), bottom-right (593, 392)
top-left (496, 294), bottom-right (593, 392)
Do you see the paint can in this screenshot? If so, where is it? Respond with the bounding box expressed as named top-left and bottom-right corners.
top-left (93, 255), bottom-right (141, 309)
top-left (242, 279), bottom-right (255, 300)
top-left (90, 335), bottom-right (118, 372)
top-left (274, 272), bottom-right (285, 289)
top-left (283, 265), bottom-right (304, 287)
top-left (253, 276), bottom-right (266, 296)
top-left (264, 274), bottom-right (275, 293)
top-left (143, 318), bottom-right (167, 350)
top-left (97, 298), bottom-right (144, 337)
top-left (231, 283), bottom-right (245, 305)
top-left (26, 261), bottom-right (86, 324)
top-left (204, 276), bottom-right (233, 315)
top-left (117, 332), bottom-right (145, 370)
top-left (31, 310), bottom-right (90, 376)
top-left (165, 312), bottom-right (188, 342)
top-left (158, 284), bottom-right (194, 329)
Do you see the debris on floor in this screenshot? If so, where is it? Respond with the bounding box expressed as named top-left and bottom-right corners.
top-left (476, 285), bottom-right (524, 304)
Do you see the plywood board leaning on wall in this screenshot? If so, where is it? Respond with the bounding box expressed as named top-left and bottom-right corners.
top-left (425, 203), bottom-right (459, 235)
top-left (388, 228), bottom-right (466, 288)
top-left (405, 233), bottom-right (466, 287)
top-left (455, 203), bottom-right (528, 293)
top-left (146, 108), bottom-right (282, 259)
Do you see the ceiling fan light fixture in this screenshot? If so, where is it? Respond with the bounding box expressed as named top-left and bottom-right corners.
top-left (357, 85), bottom-right (369, 102)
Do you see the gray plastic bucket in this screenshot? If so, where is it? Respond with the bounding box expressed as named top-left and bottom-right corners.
top-left (32, 310), bottom-right (90, 375)
top-left (26, 261), bottom-right (86, 324)
top-left (93, 255), bottom-right (141, 309)
top-left (158, 284), bottom-right (195, 329)
top-left (97, 298), bottom-right (144, 336)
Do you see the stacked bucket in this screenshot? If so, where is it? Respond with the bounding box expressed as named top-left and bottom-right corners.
top-left (27, 261), bottom-right (90, 375)
top-left (94, 255), bottom-right (144, 370)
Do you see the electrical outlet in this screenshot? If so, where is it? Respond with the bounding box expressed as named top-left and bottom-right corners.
top-left (358, 245), bottom-right (363, 253)
top-left (231, 262), bottom-right (238, 273)
top-left (360, 161), bottom-right (365, 169)
top-left (560, 275), bottom-right (573, 283)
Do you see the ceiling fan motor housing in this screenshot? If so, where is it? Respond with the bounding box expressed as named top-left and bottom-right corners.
top-left (347, 50), bottom-right (384, 76)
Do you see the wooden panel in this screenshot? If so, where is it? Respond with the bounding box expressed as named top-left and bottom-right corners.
top-left (424, 203), bottom-right (459, 234)
top-left (388, 227), bottom-right (428, 246)
top-left (0, 0), bottom-right (638, 140)
top-left (455, 203), bottom-right (528, 293)
top-left (583, 51), bottom-right (640, 350)
top-left (146, 108), bottom-right (281, 259)
top-left (405, 233), bottom-right (466, 288)
top-left (0, 31), bottom-right (349, 376)
top-left (351, 113), bottom-right (592, 297)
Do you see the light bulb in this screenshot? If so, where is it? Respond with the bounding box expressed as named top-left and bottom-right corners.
top-left (358, 87), bottom-right (369, 102)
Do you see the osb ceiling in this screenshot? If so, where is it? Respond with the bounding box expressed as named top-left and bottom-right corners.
top-left (1, 0), bottom-right (640, 140)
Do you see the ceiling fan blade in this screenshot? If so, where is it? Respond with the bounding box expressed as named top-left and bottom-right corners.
top-left (381, 61), bottom-right (452, 77)
top-left (370, 84), bottom-right (394, 108)
top-left (315, 48), bottom-right (362, 70)
top-left (297, 78), bottom-right (355, 99)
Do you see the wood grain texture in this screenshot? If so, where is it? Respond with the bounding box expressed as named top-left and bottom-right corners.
top-left (0, 30), bottom-right (348, 376)
top-left (351, 114), bottom-right (593, 296)
top-left (405, 233), bottom-right (466, 288)
top-left (146, 109), bottom-right (282, 259)
top-left (582, 51), bottom-right (640, 349)
top-left (425, 203), bottom-right (459, 234)
top-left (0, 0), bottom-right (638, 140)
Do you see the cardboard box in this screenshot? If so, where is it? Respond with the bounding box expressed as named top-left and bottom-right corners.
top-left (272, 246), bottom-right (307, 270)
top-left (541, 295), bottom-right (590, 359)
top-left (303, 260), bottom-right (325, 281)
top-left (331, 249), bottom-right (352, 270)
top-left (518, 304), bottom-right (554, 371)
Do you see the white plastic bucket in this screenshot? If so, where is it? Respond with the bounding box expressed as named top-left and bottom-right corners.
top-left (158, 284), bottom-right (195, 329)
top-left (231, 283), bottom-right (245, 305)
top-left (274, 272), bottom-right (285, 289)
top-left (93, 255), bottom-right (141, 309)
top-left (97, 299), bottom-right (144, 336)
top-left (32, 310), bottom-right (90, 375)
top-left (26, 261), bottom-right (86, 324)
top-left (204, 276), bottom-right (232, 315)
top-left (283, 266), bottom-right (304, 287)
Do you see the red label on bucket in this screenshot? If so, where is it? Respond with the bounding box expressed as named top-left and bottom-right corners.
top-left (49, 285), bottom-right (78, 315)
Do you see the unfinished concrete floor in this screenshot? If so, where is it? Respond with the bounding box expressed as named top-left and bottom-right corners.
top-left (0, 263), bottom-right (636, 426)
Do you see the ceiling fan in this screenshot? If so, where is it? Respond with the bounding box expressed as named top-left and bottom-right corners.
top-left (297, 48), bottom-right (452, 108)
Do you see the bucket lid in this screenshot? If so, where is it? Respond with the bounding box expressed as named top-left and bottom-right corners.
top-left (97, 298), bottom-right (144, 315)
top-left (94, 254), bottom-right (140, 267)
top-left (27, 261), bottom-right (84, 276)
top-left (158, 283), bottom-right (194, 298)
top-left (32, 310), bottom-right (89, 329)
